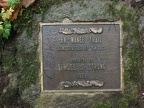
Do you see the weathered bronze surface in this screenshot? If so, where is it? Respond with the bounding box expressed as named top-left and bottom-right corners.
top-left (40, 22), bottom-right (123, 92)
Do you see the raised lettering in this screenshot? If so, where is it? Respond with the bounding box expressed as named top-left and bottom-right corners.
top-left (89, 36), bottom-right (102, 44)
top-left (88, 63), bottom-right (106, 70)
top-left (58, 64), bottom-right (76, 71)
top-left (78, 73), bottom-right (87, 79)
top-left (60, 37), bottom-right (67, 44)
top-left (71, 37), bottom-right (85, 44)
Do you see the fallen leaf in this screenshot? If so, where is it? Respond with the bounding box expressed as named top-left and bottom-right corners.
top-left (1, 8), bottom-right (5, 13)
top-left (10, 1), bottom-right (22, 21)
top-left (0, 22), bottom-right (3, 24)
top-left (2, 12), bottom-right (10, 20)
top-left (0, 0), bottom-right (8, 7)
top-left (2, 7), bottom-right (14, 20)
top-left (22, 0), bottom-right (35, 8)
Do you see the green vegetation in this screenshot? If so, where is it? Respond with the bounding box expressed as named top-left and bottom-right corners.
top-left (8, 0), bottom-right (20, 8)
top-left (0, 8), bottom-right (13, 39)
top-left (0, 20), bottom-right (11, 39)
top-left (0, 0), bottom-right (20, 39)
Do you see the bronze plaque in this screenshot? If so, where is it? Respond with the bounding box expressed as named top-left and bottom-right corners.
top-left (40, 22), bottom-right (123, 92)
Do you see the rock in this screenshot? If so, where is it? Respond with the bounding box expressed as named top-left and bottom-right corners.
top-left (0, 75), bottom-right (9, 92)
top-left (62, 18), bottom-right (73, 23)
top-left (44, 0), bottom-right (112, 22)
top-left (139, 16), bottom-right (144, 31)
top-left (34, 14), bottom-right (42, 23)
top-left (35, 93), bottom-right (109, 108)
top-left (135, 0), bottom-right (143, 2)
top-left (7, 73), bottom-right (18, 88)
top-left (21, 83), bottom-right (40, 105)
top-left (2, 73), bottom-right (18, 94)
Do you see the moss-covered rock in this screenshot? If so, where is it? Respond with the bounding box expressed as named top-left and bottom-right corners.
top-left (44, 0), bottom-right (111, 22)
top-left (35, 93), bottom-right (109, 108)
top-left (0, 0), bottom-right (144, 108)
top-left (1, 22), bottom-right (40, 108)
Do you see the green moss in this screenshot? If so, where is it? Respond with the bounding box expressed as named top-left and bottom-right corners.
top-left (94, 2), bottom-right (144, 108)
top-left (8, 0), bottom-right (68, 90)
top-left (12, 0), bottom-right (67, 37)
top-left (70, 10), bottom-right (74, 15)
top-left (92, 13), bottom-right (97, 18)
top-left (82, 3), bottom-right (87, 8)
top-left (92, 84), bottom-right (139, 108)
top-left (0, 87), bottom-right (32, 107)
top-left (0, 87), bottom-right (19, 105)
top-left (93, 101), bottom-right (112, 108)
top-left (2, 0), bottom-right (72, 107)
top-left (3, 46), bottom-right (18, 74)
top-left (18, 58), bottom-right (40, 91)
top-left (35, 95), bottom-right (53, 108)
top-left (2, 37), bottom-right (40, 107)
top-left (107, 0), bottom-right (143, 83)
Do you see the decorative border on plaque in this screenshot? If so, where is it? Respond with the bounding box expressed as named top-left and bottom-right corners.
top-left (59, 27), bottom-right (103, 34)
top-left (60, 80), bottom-right (104, 89)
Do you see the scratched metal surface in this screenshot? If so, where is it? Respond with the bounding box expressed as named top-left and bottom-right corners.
top-left (41, 23), bottom-right (122, 91)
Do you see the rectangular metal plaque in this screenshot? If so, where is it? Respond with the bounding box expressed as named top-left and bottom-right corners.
top-left (39, 22), bottom-right (123, 92)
